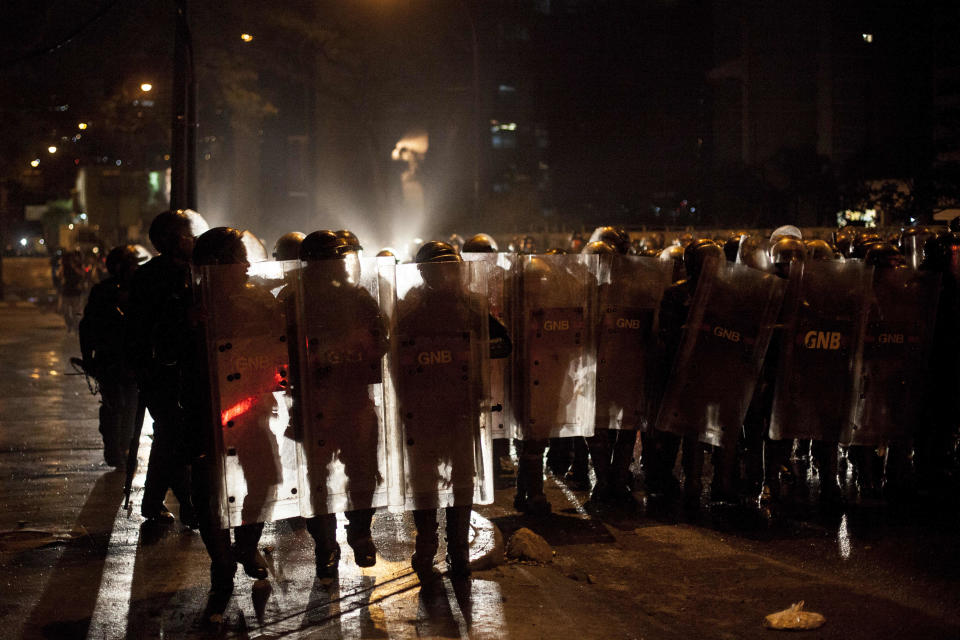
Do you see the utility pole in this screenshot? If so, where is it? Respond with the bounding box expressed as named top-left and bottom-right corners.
top-left (170, 0), bottom-right (197, 211)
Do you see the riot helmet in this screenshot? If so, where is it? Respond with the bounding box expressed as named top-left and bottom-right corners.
top-left (376, 248), bottom-right (398, 263)
top-left (544, 248), bottom-right (567, 256)
top-left (523, 256), bottom-right (552, 283)
top-left (301, 230), bottom-right (349, 261)
top-left (415, 240), bottom-right (462, 264)
top-left (852, 231), bottom-right (882, 259)
top-left (683, 239), bottom-right (722, 283)
top-left (148, 210), bottom-right (194, 259)
top-left (462, 233), bottom-right (498, 253)
top-left (805, 238), bottom-right (835, 261)
top-left (737, 235), bottom-right (771, 271)
top-left (770, 225), bottom-right (802, 243)
top-left (659, 244), bottom-right (686, 282)
top-left (864, 242), bottom-right (905, 270)
top-left (950, 216), bottom-right (960, 233)
top-left (193, 227), bottom-right (248, 266)
top-left (770, 236), bottom-right (806, 278)
top-left (581, 240), bottom-right (616, 255)
top-left (415, 241), bottom-right (462, 291)
top-left (677, 232), bottom-right (695, 247)
top-left (273, 231), bottom-right (306, 261)
top-left (723, 234), bottom-right (743, 263)
top-left (588, 226), bottom-right (631, 255)
top-left (104, 245), bottom-right (142, 279)
top-left (835, 230), bottom-right (854, 258)
top-left (335, 229), bottom-right (363, 253)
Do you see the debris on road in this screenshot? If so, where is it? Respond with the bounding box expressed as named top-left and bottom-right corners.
top-left (506, 527), bottom-right (553, 564)
top-left (764, 601), bottom-right (826, 630)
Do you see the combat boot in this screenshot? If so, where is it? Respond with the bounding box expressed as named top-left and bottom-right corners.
top-left (346, 508), bottom-right (377, 568)
top-left (445, 505), bottom-right (472, 579)
top-left (233, 522), bottom-right (267, 580)
top-left (412, 509), bottom-right (442, 585)
top-left (307, 514), bottom-right (340, 579)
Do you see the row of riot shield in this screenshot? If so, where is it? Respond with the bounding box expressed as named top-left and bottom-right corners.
top-left (463, 252), bottom-right (673, 441)
top-left (656, 259), bottom-right (786, 448)
top-left (197, 250), bottom-right (939, 527)
top-left (197, 256), bottom-right (494, 528)
top-left (654, 255), bottom-right (939, 451)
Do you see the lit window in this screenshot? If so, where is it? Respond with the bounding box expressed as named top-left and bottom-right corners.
top-left (862, 33), bottom-right (873, 43)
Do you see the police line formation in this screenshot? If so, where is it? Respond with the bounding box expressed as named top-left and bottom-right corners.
top-left (78, 210), bottom-right (960, 614)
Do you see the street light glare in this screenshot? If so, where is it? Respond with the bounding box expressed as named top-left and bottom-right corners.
top-left (30, 159), bottom-right (39, 167)
top-left (78, 122), bottom-right (88, 130)
top-left (140, 83), bottom-right (153, 92)
top-left (241, 33), bottom-right (254, 42)
top-left (47, 146), bottom-right (57, 154)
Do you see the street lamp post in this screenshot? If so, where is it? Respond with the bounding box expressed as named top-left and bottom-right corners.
top-left (170, 0), bottom-right (197, 211)
top-left (462, 1), bottom-right (481, 222)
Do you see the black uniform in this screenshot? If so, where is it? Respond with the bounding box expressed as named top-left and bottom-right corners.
top-left (125, 254), bottom-right (195, 521)
top-left (79, 274), bottom-right (139, 466)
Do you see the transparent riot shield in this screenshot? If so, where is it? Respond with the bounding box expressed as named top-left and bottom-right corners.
top-left (513, 253), bottom-right (599, 440)
top-left (844, 269), bottom-right (940, 445)
top-left (293, 254), bottom-right (398, 517)
top-left (200, 259), bottom-right (301, 528)
top-left (595, 255), bottom-right (671, 430)
top-left (900, 230), bottom-right (935, 271)
top-left (393, 260), bottom-right (493, 508)
top-left (655, 260), bottom-right (785, 448)
top-left (462, 251), bottom-right (518, 439)
top-left (769, 260), bottom-right (873, 442)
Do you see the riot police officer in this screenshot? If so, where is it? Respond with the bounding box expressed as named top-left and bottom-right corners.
top-left (849, 243), bottom-right (913, 499)
top-left (294, 230), bottom-right (389, 578)
top-left (649, 239), bottom-right (723, 509)
top-left (395, 241), bottom-right (510, 584)
top-left (583, 232), bottom-right (663, 508)
top-left (125, 210), bottom-right (197, 524)
top-left (79, 245), bottom-right (145, 467)
top-left (190, 227), bottom-right (279, 612)
top-left (760, 237), bottom-right (807, 506)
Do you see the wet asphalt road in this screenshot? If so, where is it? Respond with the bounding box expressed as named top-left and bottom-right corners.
top-left (1, 302), bottom-right (958, 639)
